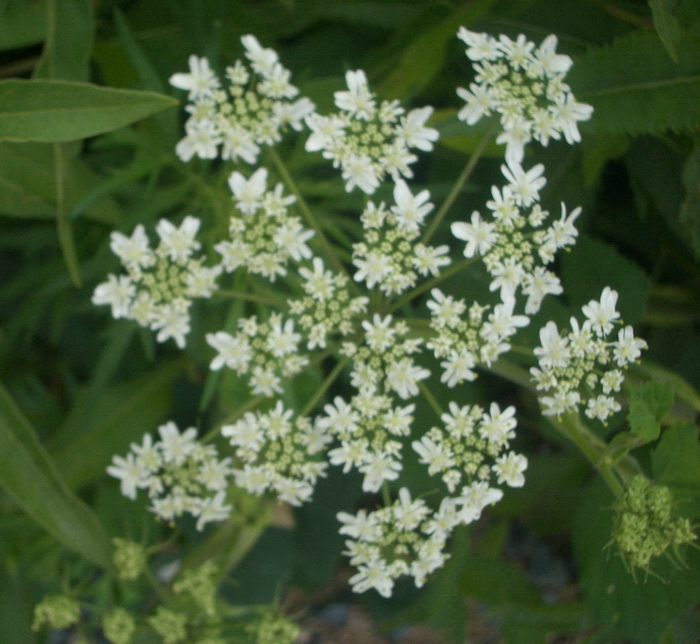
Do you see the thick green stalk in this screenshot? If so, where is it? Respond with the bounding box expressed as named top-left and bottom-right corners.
top-left (421, 123), bottom-right (498, 246)
top-left (267, 148), bottom-right (351, 281)
top-left (300, 357), bottom-right (349, 417)
top-left (490, 358), bottom-right (640, 498)
top-left (389, 257), bottom-right (476, 313)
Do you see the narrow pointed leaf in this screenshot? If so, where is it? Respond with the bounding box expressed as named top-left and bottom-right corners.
top-left (0, 384), bottom-right (111, 568)
top-left (0, 79), bottom-right (178, 143)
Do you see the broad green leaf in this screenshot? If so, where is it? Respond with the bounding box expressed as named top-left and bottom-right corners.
top-left (33, 0), bottom-right (93, 82)
top-left (0, 565), bottom-right (39, 644)
top-left (0, 0), bottom-right (46, 50)
top-left (49, 362), bottom-right (181, 490)
top-left (113, 8), bottom-right (178, 138)
top-left (568, 24), bottom-right (700, 136)
top-left (0, 384), bottom-right (111, 568)
top-left (560, 234), bottom-right (650, 326)
top-left (574, 478), bottom-right (700, 643)
top-left (627, 381), bottom-right (674, 441)
top-left (0, 142), bottom-right (121, 223)
top-left (0, 79), bottom-right (178, 143)
top-left (581, 133), bottom-right (629, 185)
top-left (652, 422), bottom-right (700, 516)
top-left (458, 553), bottom-right (543, 607)
top-left (648, 0), bottom-right (682, 62)
top-left (381, 0), bottom-right (497, 98)
top-left (631, 360), bottom-right (700, 415)
top-left (494, 602), bottom-right (587, 644)
top-left (681, 138), bottom-right (700, 260)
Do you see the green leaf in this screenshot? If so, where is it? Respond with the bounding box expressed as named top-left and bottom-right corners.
top-left (628, 381), bottom-right (674, 441)
top-left (381, 0), bottom-right (497, 98)
top-left (49, 362), bottom-right (180, 490)
top-left (33, 0), bottom-right (94, 82)
top-left (649, 0), bottom-right (682, 62)
top-left (0, 142), bottom-right (121, 223)
top-left (568, 24), bottom-right (700, 135)
top-left (0, 0), bottom-right (46, 51)
top-left (560, 234), bottom-right (650, 326)
top-left (681, 138), bottom-right (700, 260)
top-left (0, 79), bottom-right (178, 143)
top-left (0, 383), bottom-right (111, 569)
top-left (652, 422), bottom-right (700, 516)
top-left (574, 477), bottom-right (700, 643)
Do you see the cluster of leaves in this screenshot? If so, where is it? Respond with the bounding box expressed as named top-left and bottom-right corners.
top-left (0, 0), bottom-right (699, 643)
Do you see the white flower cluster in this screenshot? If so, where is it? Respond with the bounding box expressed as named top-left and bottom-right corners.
top-left (207, 313), bottom-right (308, 397)
top-left (352, 180), bottom-right (450, 295)
top-left (338, 480), bottom-right (506, 597)
top-left (337, 401), bottom-right (527, 596)
top-left (427, 289), bottom-right (529, 386)
top-left (305, 70), bottom-right (438, 193)
top-left (92, 216), bottom-right (220, 348)
top-left (319, 316), bottom-right (428, 493)
top-left (531, 287), bottom-right (648, 420)
top-left (456, 28), bottom-right (593, 163)
top-left (170, 35), bottom-right (315, 163)
top-left (451, 159), bottom-right (577, 313)
top-left (413, 401), bottom-right (526, 491)
top-left (107, 422), bottom-right (233, 531)
top-left (215, 168), bottom-right (314, 281)
top-left (221, 402), bottom-right (331, 506)
top-left (288, 258), bottom-right (370, 350)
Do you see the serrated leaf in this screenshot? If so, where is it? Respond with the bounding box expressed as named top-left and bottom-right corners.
top-left (652, 422), bottom-right (700, 516)
top-left (568, 24), bottom-right (700, 135)
top-left (0, 79), bottom-right (178, 143)
top-left (628, 381), bottom-right (674, 441)
top-left (574, 477), bottom-right (700, 643)
top-left (0, 383), bottom-right (111, 569)
top-left (560, 234), bottom-right (650, 325)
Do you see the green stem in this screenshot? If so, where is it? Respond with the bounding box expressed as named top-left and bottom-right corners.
top-left (552, 413), bottom-right (625, 497)
top-left (142, 565), bottom-right (169, 602)
top-left (418, 381), bottom-right (443, 420)
top-left (300, 357), bottom-right (349, 417)
top-left (489, 358), bottom-right (641, 498)
top-left (390, 257), bottom-right (477, 313)
top-left (382, 481), bottom-right (392, 507)
top-left (201, 394), bottom-right (268, 443)
top-left (267, 147), bottom-right (351, 281)
top-left (421, 123), bottom-right (497, 246)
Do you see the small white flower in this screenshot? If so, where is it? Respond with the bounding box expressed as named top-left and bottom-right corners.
top-left (581, 287), bottom-right (620, 337)
top-left (451, 211), bottom-right (497, 258)
top-left (169, 55), bottom-right (220, 100)
top-left (501, 160), bottom-right (546, 207)
top-left (492, 452), bottom-right (528, 487)
top-left (335, 70), bottom-right (376, 120)
top-left (229, 168), bottom-right (268, 215)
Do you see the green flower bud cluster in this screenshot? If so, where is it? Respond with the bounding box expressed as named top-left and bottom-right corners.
top-left (103, 608), bottom-right (136, 644)
top-left (148, 606), bottom-right (188, 644)
top-left (173, 561), bottom-right (219, 616)
top-left (32, 594), bottom-right (81, 632)
top-left (112, 537), bottom-right (148, 581)
top-left (614, 475), bottom-right (696, 570)
top-left (247, 611), bottom-right (301, 644)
